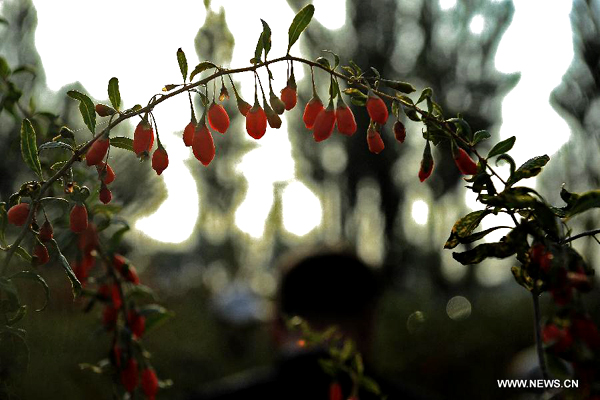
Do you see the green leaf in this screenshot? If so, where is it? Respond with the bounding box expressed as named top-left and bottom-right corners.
top-left (20, 119), bottom-right (43, 178)
top-left (360, 376), bottom-right (381, 395)
top-left (315, 56), bottom-right (331, 70)
top-left (487, 136), bottom-right (515, 158)
top-left (67, 90), bottom-right (96, 134)
top-left (48, 239), bottom-right (81, 298)
top-left (260, 19), bottom-right (272, 58)
top-left (381, 79), bottom-right (416, 94)
top-left (444, 210), bottom-right (491, 249)
top-left (473, 130), bottom-right (491, 145)
top-left (138, 305), bottom-right (173, 334)
top-left (109, 136), bottom-right (134, 152)
top-left (38, 141), bottom-right (74, 153)
top-left (189, 61), bottom-right (217, 81)
top-left (0, 57), bottom-right (10, 78)
top-left (416, 87), bottom-right (433, 104)
top-left (14, 247), bottom-right (32, 263)
top-left (506, 155), bottom-right (550, 186)
top-left (176, 48), bottom-right (188, 82)
top-left (0, 17), bottom-right (8, 26)
top-left (254, 32), bottom-right (264, 64)
top-left (565, 190), bottom-right (600, 219)
top-left (495, 154), bottom-right (516, 176)
top-left (447, 117), bottom-right (472, 142)
top-left (287, 4), bottom-right (315, 53)
top-left (349, 60), bottom-right (362, 75)
top-left (452, 241), bottom-right (515, 265)
top-left (9, 271), bottom-right (50, 312)
top-left (323, 50), bottom-right (340, 69)
top-left (396, 94), bottom-right (414, 106)
top-left (108, 77), bottom-right (121, 111)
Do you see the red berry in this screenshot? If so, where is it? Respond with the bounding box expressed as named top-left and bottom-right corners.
top-left (303, 96), bottom-right (324, 130)
top-left (237, 98), bottom-right (252, 116)
top-left (572, 317), bottom-right (600, 349)
top-left (313, 105), bottom-right (336, 142)
top-left (34, 243), bottom-right (49, 265)
top-left (39, 220), bottom-right (54, 242)
top-left (70, 204), bottom-right (88, 233)
top-left (393, 120), bottom-right (406, 143)
top-left (269, 91), bottom-right (286, 115)
top-left (102, 305), bottom-right (118, 330)
top-left (133, 120), bottom-right (154, 157)
top-left (329, 382), bottom-right (342, 400)
top-left (97, 284), bottom-right (110, 300)
top-left (8, 203), bottom-right (30, 226)
top-left (112, 254), bottom-right (140, 284)
top-left (152, 147), bottom-right (169, 175)
top-left (86, 137), bottom-right (110, 166)
top-left (367, 126), bottom-right (385, 154)
top-left (111, 283), bottom-right (122, 309)
top-left (128, 310), bottom-right (146, 339)
top-left (335, 103), bottom-right (357, 136)
top-left (280, 85), bottom-right (297, 111)
top-left (542, 323), bottom-right (573, 353)
top-left (246, 103), bottom-right (268, 139)
top-left (192, 123), bottom-right (216, 166)
top-left (96, 162), bottom-right (116, 184)
top-left (99, 184), bottom-right (112, 204)
top-left (73, 253), bottom-right (95, 283)
top-left (183, 121), bottom-right (195, 147)
top-left (208, 102), bottom-right (230, 134)
top-left (265, 103), bottom-right (282, 129)
top-left (141, 368), bottom-right (159, 400)
top-left (121, 358), bottom-right (139, 393)
top-left (454, 148), bottom-right (478, 175)
top-left (95, 104), bottom-right (115, 117)
top-left (419, 142), bottom-right (435, 182)
top-left (366, 94), bottom-right (388, 124)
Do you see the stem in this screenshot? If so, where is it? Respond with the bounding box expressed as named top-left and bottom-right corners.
top-left (561, 228), bottom-right (600, 244)
top-left (532, 290), bottom-right (549, 380)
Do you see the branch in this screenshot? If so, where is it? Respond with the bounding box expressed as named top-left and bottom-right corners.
top-left (561, 228), bottom-right (600, 244)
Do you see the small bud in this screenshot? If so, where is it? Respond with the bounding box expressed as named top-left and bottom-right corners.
top-left (95, 104), bottom-right (116, 117)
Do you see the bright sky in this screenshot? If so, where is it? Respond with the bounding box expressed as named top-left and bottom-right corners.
top-left (24, 0), bottom-right (574, 259)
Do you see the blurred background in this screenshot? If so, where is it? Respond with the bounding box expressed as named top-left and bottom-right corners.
top-left (1, 0), bottom-right (599, 398)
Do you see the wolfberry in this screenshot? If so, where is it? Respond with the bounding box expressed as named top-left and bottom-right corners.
top-left (124, 265), bottom-right (140, 285)
top-left (133, 120), bottom-right (154, 157)
top-left (8, 203), bottom-right (30, 226)
top-left (265, 103), bottom-right (282, 129)
top-left (95, 104), bottom-right (115, 117)
top-left (313, 104), bottom-right (336, 142)
top-left (128, 310), bottom-right (146, 339)
top-left (121, 358), bottom-right (139, 393)
top-left (366, 94), bottom-right (388, 124)
top-left (270, 90), bottom-right (286, 115)
top-left (112, 346), bottom-right (123, 368)
top-left (192, 123), bottom-right (215, 166)
top-left (419, 141), bottom-right (434, 182)
top-left (152, 147), bottom-right (169, 175)
top-left (103, 305), bottom-right (118, 330)
top-left (393, 120), bottom-right (406, 143)
top-left (246, 102), bottom-right (268, 139)
top-left (78, 223), bottom-right (98, 254)
top-left (303, 96), bottom-right (324, 130)
top-left (39, 220), bottom-right (54, 242)
top-left (542, 323), bottom-right (573, 353)
top-left (96, 162), bottom-right (115, 184)
top-left (97, 284), bottom-right (110, 301)
top-left (70, 204), bottom-right (88, 233)
top-left (34, 243), bottom-right (49, 265)
top-left (99, 184), bottom-right (112, 204)
top-left (183, 121), bottom-right (195, 147)
top-left (280, 76), bottom-right (297, 111)
top-left (73, 253), bottom-right (95, 283)
top-left (237, 98), bottom-right (252, 116)
top-left (208, 102), bottom-right (230, 134)
top-left (329, 382), bottom-right (342, 400)
top-left (142, 368), bottom-right (159, 400)
top-left (453, 147), bottom-right (478, 175)
top-left (335, 103), bottom-right (357, 136)
top-left (111, 283), bottom-right (122, 309)
top-left (367, 126), bottom-right (385, 154)
top-left (86, 137), bottom-right (110, 166)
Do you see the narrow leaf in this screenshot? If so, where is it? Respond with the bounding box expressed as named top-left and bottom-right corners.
top-left (287, 4), bottom-right (315, 53)
top-left (189, 61), bottom-right (217, 81)
top-left (108, 77), bottom-right (121, 111)
top-left (506, 155), bottom-right (550, 186)
top-left (316, 56), bottom-right (331, 70)
top-left (20, 119), bottom-right (43, 178)
top-left (260, 19), bottom-right (272, 58)
top-left (49, 240), bottom-right (81, 297)
top-left (38, 141), bottom-right (74, 153)
top-left (177, 48), bottom-right (188, 81)
top-left (9, 271), bottom-right (50, 312)
top-left (488, 136), bottom-right (515, 158)
top-left (473, 130), bottom-right (491, 145)
top-left (382, 79), bottom-right (416, 94)
top-left (109, 136), bottom-right (134, 152)
top-left (67, 90), bottom-right (96, 134)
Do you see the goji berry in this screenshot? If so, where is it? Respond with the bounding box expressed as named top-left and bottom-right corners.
top-left (419, 141), bottom-right (434, 182)
top-left (96, 162), bottom-right (115, 184)
top-left (133, 120), bottom-right (154, 157)
top-left (86, 137), bottom-right (110, 166)
top-left (208, 102), bottom-right (230, 134)
top-left (8, 203), bottom-right (30, 226)
top-left (542, 323), bottom-right (573, 353)
top-left (366, 94), bottom-right (388, 124)
top-left (246, 102), bottom-right (268, 139)
top-left (183, 121), bottom-right (195, 147)
top-left (280, 75), bottom-right (297, 111)
top-left (367, 126), bottom-right (385, 154)
top-left (453, 147), bottom-right (478, 175)
top-left (121, 358), bottom-right (139, 393)
top-left (335, 102), bottom-right (357, 136)
top-left (192, 122), bottom-right (216, 166)
top-left (393, 120), bottom-right (406, 143)
top-left (237, 98), bottom-right (252, 116)
top-left (95, 104), bottom-right (115, 117)
top-left (34, 243), bottom-right (49, 265)
top-left (103, 305), bottom-right (118, 330)
top-left (141, 368), bottom-right (159, 400)
top-left (265, 103), bottom-right (282, 129)
top-left (270, 90), bottom-right (286, 115)
top-left (152, 147), bottom-right (169, 175)
top-left (303, 96), bottom-right (324, 130)
top-left (313, 104), bottom-right (336, 142)
top-left (99, 184), bottom-right (112, 204)
top-left (70, 204), bottom-right (88, 233)
top-left (329, 382), bottom-right (342, 400)
top-left (128, 310), bottom-right (146, 339)
top-left (39, 220), bottom-right (54, 242)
